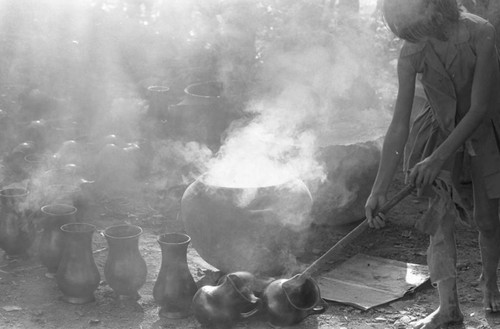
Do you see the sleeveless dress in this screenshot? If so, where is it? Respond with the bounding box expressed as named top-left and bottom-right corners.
top-left (399, 13), bottom-right (500, 282)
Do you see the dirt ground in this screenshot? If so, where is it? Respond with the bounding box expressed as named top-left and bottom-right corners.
top-left (0, 169), bottom-right (499, 329)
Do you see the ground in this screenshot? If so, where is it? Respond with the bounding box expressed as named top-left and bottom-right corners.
top-left (0, 170), bottom-right (499, 329)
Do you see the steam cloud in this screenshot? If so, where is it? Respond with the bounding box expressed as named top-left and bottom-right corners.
top-left (0, 0), bottom-right (394, 223)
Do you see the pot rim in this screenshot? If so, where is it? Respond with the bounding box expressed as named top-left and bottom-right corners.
top-left (0, 187), bottom-right (29, 197)
top-left (194, 173), bottom-right (305, 190)
top-left (41, 203), bottom-right (77, 216)
top-left (147, 85), bottom-right (170, 93)
top-left (184, 80), bottom-right (222, 100)
top-left (281, 277), bottom-right (321, 311)
top-left (104, 224), bottom-right (143, 239)
top-left (24, 153), bottom-right (45, 163)
top-left (60, 222), bottom-right (96, 234)
top-left (157, 232), bottom-right (191, 245)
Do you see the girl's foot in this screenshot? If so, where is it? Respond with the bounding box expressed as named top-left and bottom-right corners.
top-left (482, 285), bottom-right (500, 312)
top-left (410, 306), bottom-right (463, 329)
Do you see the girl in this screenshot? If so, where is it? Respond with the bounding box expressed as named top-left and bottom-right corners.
top-left (365, 0), bottom-right (500, 328)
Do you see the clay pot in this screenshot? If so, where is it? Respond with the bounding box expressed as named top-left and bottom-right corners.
top-left (23, 153), bottom-right (46, 176)
top-left (103, 224), bottom-right (147, 299)
top-left (153, 233), bottom-right (198, 319)
top-left (147, 85), bottom-right (172, 120)
top-left (0, 187), bottom-right (35, 259)
top-left (262, 275), bottom-right (326, 327)
top-left (181, 175), bottom-right (313, 275)
top-left (56, 223), bottom-right (100, 304)
top-left (168, 81), bottom-right (228, 151)
top-left (39, 204), bottom-right (77, 277)
top-left (192, 271), bottom-right (261, 329)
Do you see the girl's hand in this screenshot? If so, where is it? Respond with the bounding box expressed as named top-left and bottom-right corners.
top-left (365, 193), bottom-right (388, 229)
top-left (408, 155), bottom-right (445, 189)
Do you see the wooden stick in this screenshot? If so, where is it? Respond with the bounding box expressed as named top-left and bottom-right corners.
top-left (299, 184), bottom-right (415, 279)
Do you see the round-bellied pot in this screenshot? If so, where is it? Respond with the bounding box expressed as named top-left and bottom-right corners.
top-left (180, 175), bottom-right (313, 276)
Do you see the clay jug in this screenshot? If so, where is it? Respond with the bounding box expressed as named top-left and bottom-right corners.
top-left (192, 271), bottom-right (261, 329)
top-left (153, 233), bottom-right (197, 319)
top-left (147, 85), bottom-right (171, 120)
top-left (0, 187), bottom-right (35, 259)
top-left (56, 223), bottom-right (100, 304)
top-left (262, 275), bottom-right (327, 326)
top-left (39, 204), bottom-right (77, 277)
top-left (103, 224), bottom-right (147, 299)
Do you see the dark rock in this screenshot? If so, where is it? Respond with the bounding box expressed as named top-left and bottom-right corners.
top-left (310, 140), bottom-right (381, 226)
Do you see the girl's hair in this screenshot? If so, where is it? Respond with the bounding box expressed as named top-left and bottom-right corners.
top-left (383, 0), bottom-right (460, 43)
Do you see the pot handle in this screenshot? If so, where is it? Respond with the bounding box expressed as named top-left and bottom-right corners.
top-left (307, 298), bottom-right (328, 316)
top-left (240, 297), bottom-right (262, 319)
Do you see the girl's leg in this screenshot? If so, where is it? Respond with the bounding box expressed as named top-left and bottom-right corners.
top-left (412, 204), bottom-right (463, 329)
top-left (412, 279), bottom-right (463, 329)
top-left (470, 159), bottom-right (500, 312)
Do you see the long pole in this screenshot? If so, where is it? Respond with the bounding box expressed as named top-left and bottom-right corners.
top-left (298, 184), bottom-right (415, 280)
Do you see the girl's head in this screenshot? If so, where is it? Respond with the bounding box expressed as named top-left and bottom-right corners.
top-left (383, 0), bottom-right (460, 43)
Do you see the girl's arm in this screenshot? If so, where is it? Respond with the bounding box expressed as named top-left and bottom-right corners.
top-left (408, 23), bottom-right (498, 188)
top-left (366, 53), bottom-right (416, 228)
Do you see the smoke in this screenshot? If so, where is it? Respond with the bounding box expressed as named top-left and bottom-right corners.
top-left (205, 2), bottom-right (393, 197)
top-left (0, 0), bottom-right (396, 243)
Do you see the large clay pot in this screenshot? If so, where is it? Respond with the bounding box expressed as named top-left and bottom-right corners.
top-left (0, 187), bottom-right (35, 259)
top-left (181, 175), bottom-right (313, 276)
top-left (56, 223), bottom-right (100, 304)
top-left (103, 224), bottom-right (147, 299)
